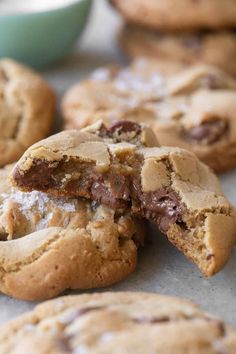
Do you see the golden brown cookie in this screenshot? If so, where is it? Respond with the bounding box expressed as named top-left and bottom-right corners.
top-left (11, 124), bottom-right (236, 276)
top-left (120, 25), bottom-right (236, 77)
top-left (62, 60), bottom-right (236, 172)
top-left (1, 291), bottom-right (236, 353)
top-left (0, 58), bottom-right (55, 167)
top-left (110, 0), bottom-right (236, 30)
top-left (0, 164), bottom-right (144, 301)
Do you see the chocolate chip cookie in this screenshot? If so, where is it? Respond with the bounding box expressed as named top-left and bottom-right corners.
top-left (0, 164), bottom-right (145, 301)
top-left (0, 59), bottom-right (55, 167)
top-left (11, 123), bottom-right (236, 276)
top-left (110, 0), bottom-right (236, 30)
top-left (1, 291), bottom-right (236, 353)
top-left (120, 25), bottom-right (236, 77)
top-left (62, 59), bottom-right (236, 172)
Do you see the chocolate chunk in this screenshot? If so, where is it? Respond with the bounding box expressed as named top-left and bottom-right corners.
top-left (200, 74), bottom-right (219, 89)
top-left (98, 121), bottom-right (142, 141)
top-left (133, 316), bottom-right (170, 324)
top-left (59, 306), bottom-right (104, 326)
top-left (57, 335), bottom-right (72, 352)
top-left (109, 120), bottom-right (141, 135)
top-left (184, 119), bottom-right (228, 145)
top-left (206, 253), bottom-right (214, 261)
top-left (217, 321), bottom-right (226, 337)
top-left (77, 306), bottom-right (103, 316)
top-left (57, 307), bottom-right (103, 351)
top-left (91, 174), bottom-right (131, 209)
top-left (132, 181), bottom-right (183, 233)
top-left (97, 123), bottom-right (111, 138)
top-left (13, 161), bottom-right (57, 190)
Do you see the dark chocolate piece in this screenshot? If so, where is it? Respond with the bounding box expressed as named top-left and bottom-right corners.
top-left (184, 119), bottom-right (228, 145)
top-left (13, 160), bottom-right (57, 190)
top-left (109, 120), bottom-right (141, 135)
top-left (91, 173), bottom-right (130, 210)
top-left (97, 120), bottom-right (142, 141)
top-left (133, 316), bottom-right (170, 324)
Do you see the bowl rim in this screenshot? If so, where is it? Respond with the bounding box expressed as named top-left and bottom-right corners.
top-left (0, 0), bottom-right (91, 18)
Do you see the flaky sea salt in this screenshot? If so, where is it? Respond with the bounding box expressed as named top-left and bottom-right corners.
top-left (212, 339), bottom-right (226, 354)
top-left (90, 68), bottom-right (111, 82)
top-left (114, 69), bottom-right (165, 96)
top-left (100, 332), bottom-right (114, 342)
top-left (74, 345), bottom-right (89, 354)
top-left (7, 189), bottom-right (77, 214)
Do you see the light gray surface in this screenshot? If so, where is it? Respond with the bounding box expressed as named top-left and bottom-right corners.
top-left (0, 0), bottom-right (236, 326)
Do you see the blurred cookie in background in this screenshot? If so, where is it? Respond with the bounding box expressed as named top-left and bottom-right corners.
top-left (120, 25), bottom-right (236, 77)
top-left (62, 59), bottom-right (236, 172)
top-left (1, 292), bottom-right (236, 353)
top-left (0, 59), bottom-right (55, 167)
top-left (110, 0), bottom-right (236, 30)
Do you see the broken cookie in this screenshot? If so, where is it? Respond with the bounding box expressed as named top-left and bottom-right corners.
top-left (0, 165), bottom-right (144, 301)
top-left (11, 123), bottom-right (236, 276)
top-left (62, 59), bottom-right (236, 171)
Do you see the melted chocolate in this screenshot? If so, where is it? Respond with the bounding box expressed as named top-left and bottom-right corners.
top-left (133, 182), bottom-right (183, 233)
top-left (91, 175), bottom-right (130, 209)
top-left (13, 160), bottom-right (57, 190)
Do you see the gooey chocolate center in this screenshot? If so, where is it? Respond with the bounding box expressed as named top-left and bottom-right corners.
top-left (13, 121), bottom-right (185, 235)
top-left (13, 161), bottom-right (183, 235)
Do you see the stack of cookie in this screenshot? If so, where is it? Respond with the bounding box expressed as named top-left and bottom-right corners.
top-left (110, 0), bottom-right (236, 76)
top-left (0, 120), bottom-right (234, 302)
top-left (0, 59), bottom-right (234, 304)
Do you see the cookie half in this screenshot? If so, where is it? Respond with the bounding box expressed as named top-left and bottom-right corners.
top-left (1, 291), bottom-right (236, 353)
top-left (11, 125), bottom-right (236, 276)
top-left (120, 25), bottom-right (236, 77)
top-left (110, 0), bottom-right (236, 30)
top-left (0, 59), bottom-right (55, 167)
top-left (62, 60), bottom-right (236, 172)
top-left (0, 165), bottom-right (144, 301)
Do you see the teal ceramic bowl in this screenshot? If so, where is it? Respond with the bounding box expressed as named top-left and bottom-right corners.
top-left (0, 0), bottom-right (93, 68)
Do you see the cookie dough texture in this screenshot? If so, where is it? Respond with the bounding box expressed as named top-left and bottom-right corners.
top-left (121, 25), bottom-right (236, 77)
top-left (1, 291), bottom-right (236, 354)
top-left (62, 60), bottom-right (236, 172)
top-left (0, 59), bottom-right (55, 167)
top-left (110, 0), bottom-right (236, 30)
top-left (11, 127), bottom-right (236, 276)
top-left (0, 165), bottom-right (143, 301)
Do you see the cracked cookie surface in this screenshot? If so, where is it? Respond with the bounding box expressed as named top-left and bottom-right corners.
top-left (120, 25), bottom-right (236, 77)
top-left (1, 291), bottom-right (236, 354)
top-left (0, 164), bottom-right (144, 301)
top-left (0, 59), bottom-right (55, 167)
top-left (62, 59), bottom-right (236, 171)
top-left (110, 0), bottom-right (236, 30)
top-left (11, 124), bottom-right (236, 276)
